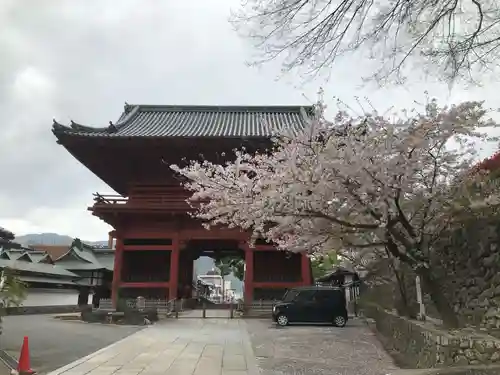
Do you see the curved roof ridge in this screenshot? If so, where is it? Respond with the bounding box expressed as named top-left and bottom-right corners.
top-left (114, 104), bottom-right (140, 129)
top-left (15, 252), bottom-right (34, 262)
top-left (52, 119), bottom-right (110, 134)
top-left (52, 106), bottom-right (141, 135)
top-left (38, 254), bottom-right (54, 264)
top-left (127, 104), bottom-right (314, 112)
top-left (57, 240), bottom-right (93, 263)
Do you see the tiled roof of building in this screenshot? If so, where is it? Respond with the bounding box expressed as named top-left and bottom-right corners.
top-left (0, 258), bottom-right (78, 278)
top-left (18, 275), bottom-right (80, 286)
top-left (0, 248), bottom-right (54, 263)
top-left (55, 239), bottom-right (114, 271)
top-left (0, 239), bottom-right (114, 281)
top-left (30, 245), bottom-right (69, 260)
top-left (52, 104), bottom-right (313, 138)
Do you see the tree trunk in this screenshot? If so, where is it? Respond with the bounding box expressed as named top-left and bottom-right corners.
top-left (417, 267), bottom-right (461, 328)
top-left (222, 276), bottom-right (225, 303)
top-left (393, 268), bottom-right (417, 318)
top-left (387, 256), bottom-right (416, 318)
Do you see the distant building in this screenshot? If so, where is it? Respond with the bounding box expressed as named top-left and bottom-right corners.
top-left (54, 239), bottom-right (114, 288)
top-left (197, 269), bottom-right (234, 303)
top-left (0, 231), bottom-right (115, 307)
top-left (29, 245), bottom-right (72, 261)
top-left (315, 265), bottom-right (361, 313)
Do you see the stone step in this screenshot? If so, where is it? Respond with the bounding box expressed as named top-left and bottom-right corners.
top-left (53, 312), bottom-right (81, 320)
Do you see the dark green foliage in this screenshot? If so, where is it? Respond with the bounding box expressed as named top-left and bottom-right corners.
top-left (214, 256), bottom-right (245, 281)
top-left (311, 252), bottom-right (338, 280)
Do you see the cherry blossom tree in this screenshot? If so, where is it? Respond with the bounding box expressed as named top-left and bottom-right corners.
top-left (172, 98), bottom-right (498, 328)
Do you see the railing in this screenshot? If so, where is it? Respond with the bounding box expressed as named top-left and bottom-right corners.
top-left (92, 193), bottom-right (194, 210)
top-left (253, 275), bottom-right (303, 282)
top-left (121, 275), bottom-right (170, 283)
top-left (97, 298), bottom-right (177, 316)
top-left (93, 193), bottom-right (127, 205)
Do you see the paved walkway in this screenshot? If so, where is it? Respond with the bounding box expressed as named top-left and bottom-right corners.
top-left (47, 318), bottom-right (259, 375)
top-left (179, 309), bottom-right (234, 319)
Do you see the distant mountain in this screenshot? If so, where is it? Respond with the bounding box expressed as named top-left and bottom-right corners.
top-left (15, 233), bottom-right (106, 247)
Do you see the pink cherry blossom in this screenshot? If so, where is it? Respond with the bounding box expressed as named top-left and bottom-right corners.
top-left (171, 99), bottom-right (498, 270)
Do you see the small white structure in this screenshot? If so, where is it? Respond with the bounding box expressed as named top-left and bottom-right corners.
top-left (197, 270), bottom-right (234, 303)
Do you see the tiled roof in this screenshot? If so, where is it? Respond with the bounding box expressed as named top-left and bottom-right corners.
top-left (19, 275), bottom-right (79, 286)
top-left (52, 104), bottom-right (313, 138)
top-left (54, 261), bottom-right (104, 271)
top-left (30, 245), bottom-right (69, 260)
top-left (0, 258), bottom-right (79, 278)
top-left (0, 248), bottom-right (53, 263)
top-left (54, 239), bottom-right (113, 271)
top-left (95, 253), bottom-right (114, 271)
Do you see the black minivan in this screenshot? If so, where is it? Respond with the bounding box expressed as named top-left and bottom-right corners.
top-left (271, 286), bottom-right (348, 327)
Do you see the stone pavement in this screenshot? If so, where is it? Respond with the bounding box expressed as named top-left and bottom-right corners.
top-left (179, 309), bottom-right (233, 319)
top-left (246, 318), bottom-right (398, 375)
top-left (47, 318), bottom-right (259, 375)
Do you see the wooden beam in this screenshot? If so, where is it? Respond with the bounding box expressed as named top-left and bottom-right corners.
top-left (169, 235), bottom-right (180, 299)
top-left (122, 245), bottom-right (174, 251)
top-left (120, 282), bottom-right (170, 288)
top-left (252, 281), bottom-right (304, 288)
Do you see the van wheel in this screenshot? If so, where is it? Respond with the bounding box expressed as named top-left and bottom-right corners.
top-left (333, 315), bottom-right (346, 327)
top-left (276, 314), bottom-right (289, 326)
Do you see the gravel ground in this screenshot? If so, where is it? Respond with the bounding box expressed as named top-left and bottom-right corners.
top-left (246, 318), bottom-right (399, 375)
top-left (0, 314), bottom-right (143, 374)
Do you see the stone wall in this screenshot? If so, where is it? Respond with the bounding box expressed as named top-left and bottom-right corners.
top-left (431, 218), bottom-right (500, 331)
top-left (5, 304), bottom-right (81, 315)
top-left (361, 216), bottom-right (500, 331)
top-left (393, 366), bottom-right (500, 375)
top-left (363, 304), bottom-right (500, 368)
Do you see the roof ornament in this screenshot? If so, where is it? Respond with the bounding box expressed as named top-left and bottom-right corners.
top-left (52, 118), bottom-right (66, 131)
top-left (124, 102), bottom-right (132, 113)
top-left (107, 121), bottom-right (118, 134)
top-left (68, 121), bottom-right (97, 132)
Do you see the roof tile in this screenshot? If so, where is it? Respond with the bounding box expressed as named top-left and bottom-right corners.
top-left (29, 245), bottom-right (69, 260)
top-left (53, 105), bottom-right (313, 138)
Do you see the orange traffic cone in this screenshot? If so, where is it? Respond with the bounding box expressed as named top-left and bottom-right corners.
top-left (17, 336), bottom-right (35, 375)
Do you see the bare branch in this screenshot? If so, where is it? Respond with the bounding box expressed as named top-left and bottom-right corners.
top-left (231, 0), bottom-right (500, 84)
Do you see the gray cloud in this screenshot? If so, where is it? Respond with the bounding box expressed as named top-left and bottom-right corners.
top-left (0, 0), bottom-right (497, 240)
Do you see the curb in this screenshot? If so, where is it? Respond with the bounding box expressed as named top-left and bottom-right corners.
top-left (0, 349), bottom-right (17, 371)
top-left (239, 320), bottom-right (262, 375)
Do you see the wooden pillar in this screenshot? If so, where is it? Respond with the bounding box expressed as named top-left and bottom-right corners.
top-left (111, 237), bottom-right (123, 307)
top-left (188, 257), bottom-right (194, 296)
top-left (169, 236), bottom-right (180, 300)
top-left (244, 245), bottom-right (254, 303)
top-left (301, 252), bottom-right (312, 285)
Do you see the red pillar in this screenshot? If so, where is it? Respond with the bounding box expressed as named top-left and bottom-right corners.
top-left (301, 252), bottom-right (312, 285)
top-left (169, 237), bottom-right (179, 300)
top-left (111, 237), bottom-right (123, 307)
top-left (244, 245), bottom-right (254, 303)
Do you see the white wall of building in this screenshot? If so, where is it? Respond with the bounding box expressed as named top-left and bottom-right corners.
top-left (198, 275), bottom-right (222, 286)
top-left (20, 288), bottom-right (89, 306)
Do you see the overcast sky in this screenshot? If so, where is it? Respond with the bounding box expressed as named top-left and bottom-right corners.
top-left (1, 0), bottom-right (499, 241)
